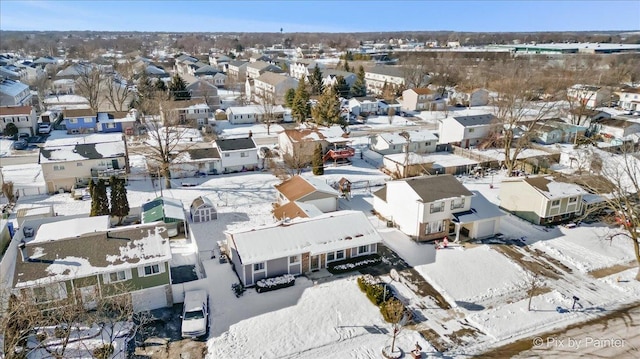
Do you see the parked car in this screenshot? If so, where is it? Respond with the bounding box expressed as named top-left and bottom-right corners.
top-left (38, 123), bottom-right (52, 134)
top-left (13, 139), bottom-right (28, 150)
top-left (181, 290), bottom-right (209, 339)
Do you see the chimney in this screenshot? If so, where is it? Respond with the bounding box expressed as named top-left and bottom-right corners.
top-left (18, 240), bottom-right (28, 262)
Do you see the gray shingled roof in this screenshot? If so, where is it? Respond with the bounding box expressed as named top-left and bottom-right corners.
top-left (365, 65), bottom-right (405, 78)
top-left (215, 137), bottom-right (256, 151)
top-left (404, 175), bottom-right (472, 203)
top-left (452, 114), bottom-right (496, 127)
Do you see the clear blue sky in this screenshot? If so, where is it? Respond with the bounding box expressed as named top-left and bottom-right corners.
top-left (1, 0), bottom-right (638, 33)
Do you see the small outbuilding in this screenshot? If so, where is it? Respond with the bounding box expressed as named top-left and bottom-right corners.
top-left (190, 196), bottom-right (218, 222)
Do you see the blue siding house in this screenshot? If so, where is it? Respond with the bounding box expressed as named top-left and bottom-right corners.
top-left (63, 108), bottom-right (97, 134)
top-left (96, 111), bottom-right (136, 134)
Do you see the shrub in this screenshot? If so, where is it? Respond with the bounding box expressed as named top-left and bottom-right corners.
top-left (256, 274), bottom-right (295, 293)
top-left (327, 254), bottom-right (381, 274)
top-left (357, 275), bottom-right (391, 306)
top-left (93, 344), bottom-right (114, 359)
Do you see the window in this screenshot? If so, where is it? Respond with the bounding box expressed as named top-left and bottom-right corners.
top-left (327, 252), bottom-right (335, 262)
top-left (568, 197), bottom-right (577, 203)
top-left (430, 202), bottom-right (445, 214)
top-left (53, 165), bottom-right (65, 171)
top-left (358, 245), bottom-right (369, 254)
top-left (551, 200), bottom-right (560, 206)
top-left (468, 128), bottom-right (475, 133)
top-left (254, 262), bottom-right (265, 271)
top-left (224, 153), bottom-right (230, 157)
top-left (241, 152), bottom-right (248, 157)
top-left (105, 122), bottom-right (116, 129)
top-left (451, 198), bottom-right (465, 210)
top-left (336, 250), bottom-right (345, 260)
top-left (68, 118), bottom-right (78, 124)
top-left (138, 263), bottom-right (165, 277)
top-left (108, 270), bottom-right (128, 283)
top-left (426, 220), bottom-right (445, 234)
top-left (33, 283), bottom-right (67, 303)
top-left (289, 255), bottom-right (300, 264)
top-left (76, 162), bottom-right (83, 167)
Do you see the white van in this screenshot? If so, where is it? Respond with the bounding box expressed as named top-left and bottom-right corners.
top-left (181, 290), bottom-right (209, 339)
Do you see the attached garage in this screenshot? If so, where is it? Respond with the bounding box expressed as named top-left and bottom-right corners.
top-left (131, 285), bottom-right (171, 312)
top-left (452, 191), bottom-right (504, 240)
top-left (471, 219), bottom-right (500, 239)
top-left (190, 196), bottom-right (218, 222)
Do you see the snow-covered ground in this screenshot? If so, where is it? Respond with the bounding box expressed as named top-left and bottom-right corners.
top-left (5, 136), bottom-right (640, 357)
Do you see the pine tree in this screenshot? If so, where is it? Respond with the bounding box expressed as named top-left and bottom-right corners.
top-left (110, 176), bottom-right (130, 225)
top-left (333, 75), bottom-right (351, 99)
top-left (90, 179), bottom-right (110, 216)
top-left (284, 88), bottom-right (296, 108)
top-left (350, 65), bottom-right (366, 98)
top-left (311, 86), bottom-right (341, 126)
top-left (309, 65), bottom-right (324, 95)
top-left (312, 143), bottom-right (324, 175)
top-left (169, 74), bottom-right (190, 101)
top-left (343, 60), bottom-right (351, 72)
top-left (291, 78), bottom-right (310, 123)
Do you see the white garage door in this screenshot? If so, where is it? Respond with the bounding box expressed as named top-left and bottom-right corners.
top-left (475, 220), bottom-right (496, 239)
top-left (131, 286), bottom-right (169, 312)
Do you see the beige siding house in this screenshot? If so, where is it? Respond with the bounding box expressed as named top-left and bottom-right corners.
top-left (401, 88), bottom-right (443, 111)
top-left (499, 175), bottom-right (587, 225)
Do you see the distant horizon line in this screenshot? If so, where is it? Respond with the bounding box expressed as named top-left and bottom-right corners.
top-left (1, 29), bottom-right (639, 34)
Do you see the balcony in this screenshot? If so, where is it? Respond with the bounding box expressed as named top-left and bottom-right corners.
top-left (91, 168), bottom-right (126, 178)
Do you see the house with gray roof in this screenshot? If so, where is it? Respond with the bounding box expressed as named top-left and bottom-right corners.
top-left (252, 72), bottom-right (298, 104)
top-left (364, 65), bottom-right (406, 95)
top-left (437, 113), bottom-right (496, 148)
top-left (213, 137), bottom-right (259, 173)
top-left (0, 78), bottom-right (32, 106)
top-left (8, 215), bottom-right (173, 312)
top-left (373, 174), bottom-right (503, 242)
top-left (39, 133), bottom-right (128, 193)
top-left (246, 61), bottom-right (283, 80)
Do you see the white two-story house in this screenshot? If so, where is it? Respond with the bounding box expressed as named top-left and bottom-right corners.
top-left (567, 84), bottom-right (611, 109)
top-left (616, 87), bottom-right (640, 112)
top-left (401, 88), bottom-right (444, 111)
top-left (253, 72), bottom-right (298, 104)
top-left (437, 113), bottom-right (496, 148)
top-left (373, 174), bottom-right (503, 241)
top-left (364, 66), bottom-right (406, 96)
top-left (213, 137), bottom-right (259, 173)
top-left (0, 105), bottom-right (37, 136)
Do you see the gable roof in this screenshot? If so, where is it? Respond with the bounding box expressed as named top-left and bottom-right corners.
top-left (226, 211), bottom-right (382, 265)
top-left (191, 195), bottom-right (216, 210)
top-left (0, 79), bottom-right (29, 96)
top-left (39, 140), bottom-right (125, 163)
top-left (452, 191), bottom-right (505, 224)
top-left (398, 175), bottom-right (473, 203)
top-left (215, 137), bottom-right (256, 151)
top-left (451, 114), bottom-right (495, 127)
top-left (274, 175), bottom-right (339, 202)
top-left (186, 147), bottom-right (220, 160)
top-left (366, 65), bottom-right (404, 78)
top-left (597, 118), bottom-right (639, 129)
top-left (520, 175), bottom-right (588, 199)
top-left (14, 221), bottom-right (171, 288)
top-left (272, 201), bottom-right (323, 220)
top-left (63, 108), bottom-right (96, 118)
top-left (0, 105), bottom-right (32, 116)
top-left (409, 88), bottom-right (433, 95)
top-left (256, 72), bottom-right (296, 86)
top-left (142, 197), bottom-right (186, 223)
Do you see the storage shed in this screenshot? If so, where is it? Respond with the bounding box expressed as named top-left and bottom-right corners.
top-left (190, 196), bottom-right (218, 222)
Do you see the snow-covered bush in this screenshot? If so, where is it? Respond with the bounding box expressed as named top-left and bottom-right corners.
top-left (256, 274), bottom-right (295, 293)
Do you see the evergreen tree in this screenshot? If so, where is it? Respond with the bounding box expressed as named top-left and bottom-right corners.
top-left (110, 176), bottom-right (130, 225)
top-left (343, 60), bottom-right (351, 72)
top-left (350, 65), bottom-right (366, 98)
top-left (4, 123), bottom-right (18, 137)
top-left (155, 79), bottom-right (167, 93)
top-left (90, 179), bottom-right (110, 216)
top-left (333, 75), bottom-right (351, 99)
top-left (311, 86), bottom-right (341, 126)
top-left (284, 88), bottom-right (296, 108)
top-left (291, 78), bottom-right (310, 123)
top-left (309, 65), bottom-right (324, 95)
top-left (312, 143), bottom-right (324, 175)
top-left (169, 74), bottom-right (190, 101)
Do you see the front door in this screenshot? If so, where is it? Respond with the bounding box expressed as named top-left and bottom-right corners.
top-left (310, 255), bottom-right (320, 271)
top-left (79, 285), bottom-right (98, 310)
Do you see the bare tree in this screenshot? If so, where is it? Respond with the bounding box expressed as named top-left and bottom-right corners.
top-left (105, 61), bottom-right (135, 112)
top-left (526, 274), bottom-right (543, 311)
top-left (490, 62), bottom-right (555, 176)
top-left (259, 93), bottom-right (278, 135)
top-left (380, 298), bottom-right (412, 356)
top-left (30, 74), bottom-right (52, 112)
top-left (581, 146), bottom-right (640, 280)
top-left (76, 66), bottom-right (105, 112)
top-left (401, 57), bottom-right (430, 89)
top-left (426, 53), bottom-right (463, 97)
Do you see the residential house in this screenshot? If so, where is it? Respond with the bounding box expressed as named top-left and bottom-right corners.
top-left (452, 88), bottom-right (490, 107)
top-left (55, 63), bottom-right (93, 80)
top-left (0, 105), bottom-right (37, 136)
top-left (193, 65), bottom-right (222, 78)
top-left (62, 108), bottom-right (97, 134)
top-left (16, 61), bottom-right (46, 82)
top-left (226, 104), bottom-right (288, 125)
top-left (8, 216), bottom-right (173, 312)
top-left (499, 175), bottom-right (587, 225)
top-left (190, 196), bottom-right (217, 222)
top-left (349, 97), bottom-right (379, 116)
top-left (373, 175), bottom-right (503, 241)
top-left (401, 88), bottom-right (444, 111)
top-left (52, 78), bottom-right (76, 95)
top-left (0, 78), bottom-right (32, 106)
top-left (533, 120), bottom-right (587, 145)
top-left (208, 54), bottom-right (232, 71)
top-left (321, 69), bottom-right (356, 88)
top-left (253, 72), bottom-right (298, 104)
top-left (369, 130), bottom-right (438, 155)
top-left (39, 133), bottom-right (128, 193)
top-left (377, 99), bottom-right (402, 115)
top-left (273, 175), bottom-right (340, 220)
top-left (289, 59), bottom-right (324, 80)
top-left (592, 117), bottom-right (640, 139)
top-left (249, 54), bottom-right (273, 63)
top-left (364, 66), bottom-right (406, 95)
top-left (141, 197), bottom-right (188, 238)
top-left (174, 54), bottom-right (200, 76)
top-left (185, 80), bottom-right (221, 110)
top-left (170, 146), bottom-right (221, 178)
top-left (162, 100), bottom-right (212, 127)
top-left (381, 151), bottom-right (479, 178)
top-left (278, 126), bottom-right (349, 165)
top-left (616, 87), bottom-right (640, 111)
top-left (214, 137), bottom-right (259, 172)
top-left (437, 113), bottom-right (496, 148)
top-left (246, 61), bottom-right (283, 80)
top-left (225, 210), bottom-right (382, 287)
top-left (227, 60), bottom-right (249, 85)
top-left (145, 64), bottom-right (170, 79)
top-left (96, 111), bottom-right (137, 134)
top-left (0, 64), bottom-right (28, 82)
top-left (567, 84), bottom-right (611, 109)
top-left (204, 72), bottom-right (227, 88)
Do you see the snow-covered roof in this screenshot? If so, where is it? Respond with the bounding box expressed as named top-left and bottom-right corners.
top-left (44, 133), bottom-right (123, 147)
top-left (14, 222), bottom-right (171, 288)
top-left (142, 197), bottom-right (186, 223)
top-left (0, 78), bottom-right (28, 96)
top-left (378, 130), bottom-right (438, 145)
top-left (227, 211), bottom-right (383, 265)
top-left (385, 151), bottom-right (479, 167)
top-left (519, 175), bottom-right (589, 199)
top-left (30, 216), bottom-right (111, 244)
top-left (40, 139), bottom-right (126, 163)
top-left (452, 191), bottom-right (505, 224)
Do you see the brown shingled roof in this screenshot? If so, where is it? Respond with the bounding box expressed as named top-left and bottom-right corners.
top-left (0, 105), bottom-right (32, 116)
top-left (411, 88), bottom-right (432, 95)
top-left (63, 108), bottom-right (95, 118)
top-left (274, 175), bottom-right (315, 201)
top-left (272, 202), bottom-right (310, 220)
